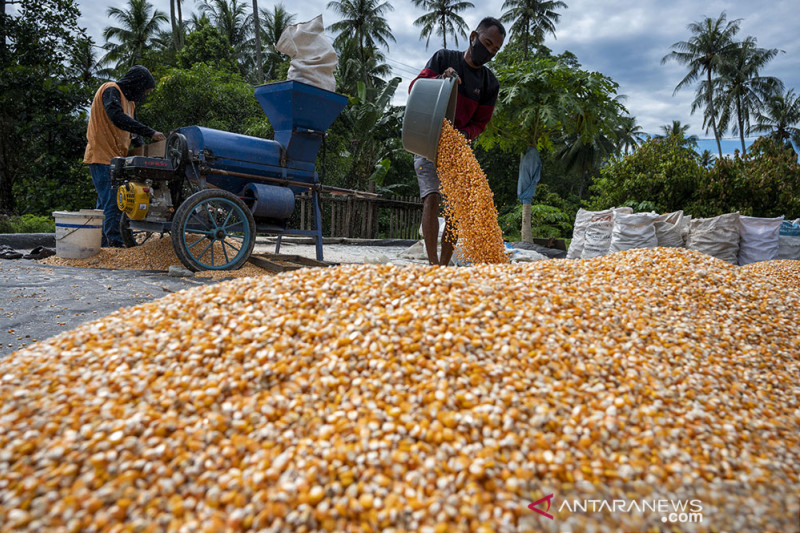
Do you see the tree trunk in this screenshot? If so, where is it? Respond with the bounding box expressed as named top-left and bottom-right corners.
top-left (706, 68), bottom-right (723, 159)
top-left (1, 0), bottom-right (6, 59)
top-left (523, 21), bottom-right (529, 60)
top-left (736, 93), bottom-right (746, 153)
top-left (577, 168), bottom-right (589, 199)
top-left (521, 203), bottom-right (532, 242)
top-left (177, 0), bottom-right (184, 48)
top-left (442, 14), bottom-right (446, 49)
top-left (252, 0), bottom-right (263, 82)
top-left (359, 39), bottom-right (368, 88)
top-left (169, 0), bottom-right (178, 51)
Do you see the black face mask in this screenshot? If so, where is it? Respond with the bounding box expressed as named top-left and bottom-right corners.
top-left (469, 37), bottom-right (493, 66)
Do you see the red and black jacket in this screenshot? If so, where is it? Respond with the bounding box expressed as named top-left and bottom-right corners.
top-left (409, 49), bottom-right (500, 141)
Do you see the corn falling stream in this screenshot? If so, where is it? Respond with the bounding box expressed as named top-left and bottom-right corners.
top-left (436, 120), bottom-right (509, 265)
top-left (1, 248), bottom-right (799, 532)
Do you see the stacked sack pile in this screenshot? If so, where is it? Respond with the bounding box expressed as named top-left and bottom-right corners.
top-left (567, 208), bottom-right (800, 265)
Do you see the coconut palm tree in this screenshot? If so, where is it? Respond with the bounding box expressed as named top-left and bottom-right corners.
top-left (657, 120), bottom-right (698, 145)
top-left (713, 37), bottom-right (783, 152)
top-left (411, 0), bottom-right (474, 50)
top-left (177, 0), bottom-right (185, 42)
top-left (556, 86), bottom-right (623, 198)
top-left (71, 37), bottom-right (100, 85)
top-left (500, 0), bottom-right (567, 59)
top-left (198, 0), bottom-right (252, 60)
top-left (336, 37), bottom-right (392, 95)
top-left (660, 120), bottom-right (689, 137)
top-left (750, 88), bottom-right (800, 145)
top-left (101, 0), bottom-right (168, 70)
top-left (326, 0), bottom-right (395, 87)
top-left (169, 0), bottom-right (179, 50)
top-left (697, 149), bottom-right (716, 168)
top-left (260, 4), bottom-right (296, 80)
top-left (558, 128), bottom-right (616, 198)
top-left (662, 12), bottom-right (741, 159)
top-left (613, 115), bottom-right (646, 154)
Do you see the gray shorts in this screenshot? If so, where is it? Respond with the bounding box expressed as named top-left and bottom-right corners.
top-left (414, 155), bottom-right (440, 199)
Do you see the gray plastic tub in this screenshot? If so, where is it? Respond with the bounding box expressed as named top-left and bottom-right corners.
top-left (402, 77), bottom-right (458, 163)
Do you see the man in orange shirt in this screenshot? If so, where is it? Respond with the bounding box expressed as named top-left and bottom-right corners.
top-left (84, 66), bottom-right (165, 247)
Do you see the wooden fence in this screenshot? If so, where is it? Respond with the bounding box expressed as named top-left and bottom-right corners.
top-left (293, 193), bottom-right (423, 240)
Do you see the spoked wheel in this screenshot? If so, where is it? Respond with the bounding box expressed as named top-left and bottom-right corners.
top-left (166, 132), bottom-right (189, 173)
top-left (171, 189), bottom-right (256, 271)
top-left (120, 213), bottom-right (156, 248)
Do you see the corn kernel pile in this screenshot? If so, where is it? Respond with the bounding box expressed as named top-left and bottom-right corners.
top-left (2, 248), bottom-right (799, 532)
top-left (742, 258), bottom-right (800, 290)
top-left (436, 120), bottom-right (509, 265)
top-left (41, 237), bottom-right (270, 280)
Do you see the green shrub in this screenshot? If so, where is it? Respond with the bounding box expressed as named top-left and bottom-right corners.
top-left (14, 162), bottom-right (96, 217)
top-left (499, 203), bottom-right (573, 241)
top-left (137, 64), bottom-right (272, 137)
top-left (588, 136), bottom-right (800, 219)
top-left (0, 214), bottom-right (55, 233)
top-left (687, 137), bottom-right (800, 218)
top-left (588, 136), bottom-right (704, 213)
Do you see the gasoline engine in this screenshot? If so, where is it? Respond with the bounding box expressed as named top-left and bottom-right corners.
top-left (111, 152), bottom-right (183, 223)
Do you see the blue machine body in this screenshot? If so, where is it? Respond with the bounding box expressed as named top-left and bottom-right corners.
top-left (178, 80), bottom-right (348, 197)
top-left (242, 182), bottom-right (296, 221)
top-left (171, 80), bottom-right (349, 261)
top-left (178, 126), bottom-right (297, 194)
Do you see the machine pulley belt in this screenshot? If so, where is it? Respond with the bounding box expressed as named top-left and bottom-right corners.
top-left (200, 167), bottom-right (380, 199)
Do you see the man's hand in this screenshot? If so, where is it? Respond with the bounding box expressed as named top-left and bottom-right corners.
top-left (152, 132), bottom-right (166, 141)
top-left (441, 68), bottom-right (462, 84)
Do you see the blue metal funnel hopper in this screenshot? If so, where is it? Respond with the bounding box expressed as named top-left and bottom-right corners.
top-left (254, 80), bottom-right (349, 166)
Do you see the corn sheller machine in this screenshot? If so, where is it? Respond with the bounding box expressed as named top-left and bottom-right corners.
top-left (111, 80), bottom-right (371, 271)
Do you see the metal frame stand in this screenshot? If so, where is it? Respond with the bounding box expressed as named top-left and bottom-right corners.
top-left (274, 186), bottom-right (325, 262)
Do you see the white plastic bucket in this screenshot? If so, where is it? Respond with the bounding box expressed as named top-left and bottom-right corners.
top-left (53, 211), bottom-right (104, 259)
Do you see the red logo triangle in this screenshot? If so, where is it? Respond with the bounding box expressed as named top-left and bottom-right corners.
top-left (528, 493), bottom-right (555, 519)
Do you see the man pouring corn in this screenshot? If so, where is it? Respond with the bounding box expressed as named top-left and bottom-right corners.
top-left (409, 17), bottom-right (506, 266)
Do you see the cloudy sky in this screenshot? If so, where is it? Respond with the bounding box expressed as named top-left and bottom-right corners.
top-left (76, 0), bottom-right (799, 153)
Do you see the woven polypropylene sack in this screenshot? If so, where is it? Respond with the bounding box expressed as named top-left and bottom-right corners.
top-left (686, 212), bottom-right (740, 264)
top-left (581, 215), bottom-right (614, 259)
top-left (567, 207), bottom-right (632, 259)
top-left (654, 210), bottom-right (685, 248)
top-left (737, 215), bottom-right (784, 266)
top-left (776, 219), bottom-right (800, 260)
top-left (277, 15), bottom-right (337, 92)
top-left (609, 211), bottom-right (659, 253)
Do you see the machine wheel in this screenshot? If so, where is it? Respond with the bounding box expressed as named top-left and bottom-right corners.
top-left (120, 213), bottom-right (155, 248)
top-left (171, 189), bottom-right (256, 271)
top-left (166, 132), bottom-right (189, 173)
